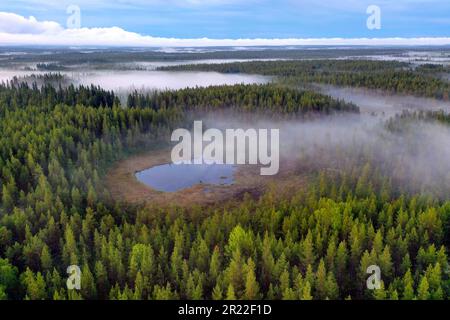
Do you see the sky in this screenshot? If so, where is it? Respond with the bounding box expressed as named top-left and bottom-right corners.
top-left (0, 0), bottom-right (450, 46)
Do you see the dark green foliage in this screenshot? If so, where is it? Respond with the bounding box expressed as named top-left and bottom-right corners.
top-left (0, 80), bottom-right (120, 111)
top-left (159, 60), bottom-right (450, 100)
top-left (127, 84), bottom-right (359, 115)
top-left (36, 64), bottom-right (69, 71)
top-left (159, 60), bottom-right (408, 75)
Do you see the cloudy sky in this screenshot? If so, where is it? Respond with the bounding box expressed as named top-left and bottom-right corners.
top-left (0, 0), bottom-right (449, 46)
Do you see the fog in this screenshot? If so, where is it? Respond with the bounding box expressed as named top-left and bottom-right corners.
top-left (276, 115), bottom-right (450, 197)
top-left (2, 61), bottom-right (450, 197)
top-left (0, 70), bottom-right (49, 83)
top-left (201, 104), bottom-right (450, 198)
top-left (319, 85), bottom-right (450, 115)
top-left (73, 70), bottom-right (269, 91)
top-left (0, 68), bottom-right (270, 92)
top-left (346, 51), bottom-right (450, 66)
top-left (116, 58), bottom-right (285, 71)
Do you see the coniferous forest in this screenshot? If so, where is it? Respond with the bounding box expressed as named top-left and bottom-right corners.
top-left (159, 60), bottom-right (450, 100)
top-left (0, 49), bottom-right (449, 302)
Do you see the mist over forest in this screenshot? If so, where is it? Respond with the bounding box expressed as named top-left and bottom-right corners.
top-left (0, 47), bottom-right (449, 301)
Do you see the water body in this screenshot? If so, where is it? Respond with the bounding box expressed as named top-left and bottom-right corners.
top-left (136, 162), bottom-right (237, 192)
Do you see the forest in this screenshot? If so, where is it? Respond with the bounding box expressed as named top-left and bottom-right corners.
top-left (126, 84), bottom-right (359, 115)
top-left (159, 60), bottom-right (450, 100)
top-left (0, 74), bottom-right (448, 301)
top-left (0, 47), bottom-right (415, 67)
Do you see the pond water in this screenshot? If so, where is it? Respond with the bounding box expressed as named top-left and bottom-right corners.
top-left (136, 162), bottom-right (237, 192)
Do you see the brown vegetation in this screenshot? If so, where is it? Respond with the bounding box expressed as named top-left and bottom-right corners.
top-left (105, 148), bottom-right (305, 207)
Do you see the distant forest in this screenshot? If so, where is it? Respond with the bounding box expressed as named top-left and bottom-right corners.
top-left (0, 48), bottom-right (418, 65)
top-left (159, 60), bottom-right (450, 100)
top-left (126, 84), bottom-right (359, 115)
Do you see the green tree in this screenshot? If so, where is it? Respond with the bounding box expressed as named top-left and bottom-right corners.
top-left (243, 258), bottom-right (260, 300)
top-left (417, 276), bottom-right (430, 300)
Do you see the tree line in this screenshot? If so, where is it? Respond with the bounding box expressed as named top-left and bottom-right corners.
top-left (126, 84), bottom-right (359, 115)
top-left (158, 60), bottom-right (450, 100)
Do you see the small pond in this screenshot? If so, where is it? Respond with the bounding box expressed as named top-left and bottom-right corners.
top-left (136, 162), bottom-right (237, 192)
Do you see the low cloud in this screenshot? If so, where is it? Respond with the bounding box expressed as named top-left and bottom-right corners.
top-left (1, 11), bottom-right (450, 47)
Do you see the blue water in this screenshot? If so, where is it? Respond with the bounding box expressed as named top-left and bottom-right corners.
top-left (136, 163), bottom-right (237, 192)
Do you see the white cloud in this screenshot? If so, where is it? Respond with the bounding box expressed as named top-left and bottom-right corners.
top-left (0, 11), bottom-right (449, 47)
top-left (0, 12), bottom-right (63, 34)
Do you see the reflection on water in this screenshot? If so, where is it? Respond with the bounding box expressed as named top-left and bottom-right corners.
top-left (136, 162), bottom-right (237, 192)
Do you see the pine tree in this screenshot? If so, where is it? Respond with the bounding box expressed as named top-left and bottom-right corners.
top-left (300, 281), bottom-right (313, 300)
top-left (325, 273), bottom-right (339, 300)
top-left (22, 269), bottom-right (47, 300)
top-left (243, 258), bottom-right (260, 300)
top-left (335, 241), bottom-right (348, 288)
top-left (212, 283), bottom-right (223, 300)
top-left (301, 232), bottom-right (315, 269)
top-left (133, 272), bottom-right (145, 300)
top-left (402, 269), bottom-right (415, 300)
top-left (225, 249), bottom-right (244, 297)
top-left (417, 276), bottom-right (430, 300)
top-left (226, 284), bottom-right (236, 300)
top-left (315, 259), bottom-right (327, 299)
top-left (81, 264), bottom-right (97, 300)
top-left (373, 281), bottom-right (387, 300)
top-left (209, 246), bottom-right (221, 285)
top-left (378, 245), bottom-right (393, 281)
top-left (40, 245), bottom-right (53, 272)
